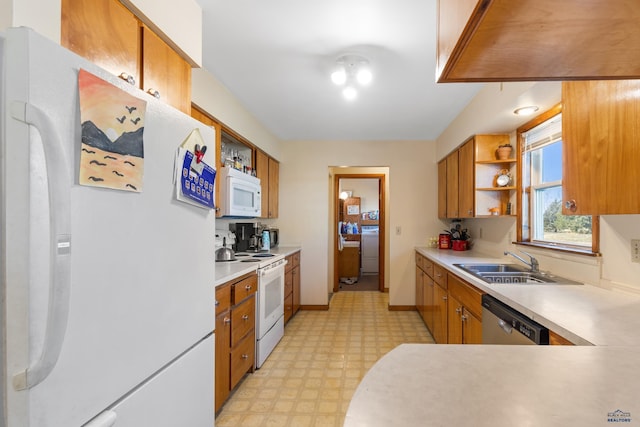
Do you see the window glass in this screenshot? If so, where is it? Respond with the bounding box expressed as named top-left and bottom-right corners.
top-left (520, 111), bottom-right (593, 250)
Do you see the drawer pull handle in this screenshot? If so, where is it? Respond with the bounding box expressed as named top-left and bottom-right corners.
top-left (146, 88), bottom-right (160, 99)
top-left (241, 354), bottom-right (249, 360)
top-left (245, 285), bottom-right (252, 291)
top-left (242, 314), bottom-right (249, 321)
top-left (455, 307), bottom-right (462, 314)
top-left (118, 72), bottom-right (135, 85)
top-left (442, 295), bottom-right (448, 301)
top-left (461, 314), bottom-right (468, 322)
top-left (223, 317), bottom-right (231, 325)
top-left (215, 300), bottom-right (219, 306)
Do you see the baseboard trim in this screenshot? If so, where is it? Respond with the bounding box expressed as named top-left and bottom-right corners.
top-left (300, 305), bottom-right (329, 311)
top-left (388, 305), bottom-right (417, 311)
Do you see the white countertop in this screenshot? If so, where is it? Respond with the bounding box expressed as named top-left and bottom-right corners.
top-left (415, 247), bottom-right (640, 346)
top-left (345, 344), bottom-right (640, 427)
top-left (214, 245), bottom-right (301, 287)
top-left (345, 248), bottom-right (640, 426)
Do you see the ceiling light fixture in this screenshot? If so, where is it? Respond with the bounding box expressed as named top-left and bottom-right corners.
top-left (331, 54), bottom-right (372, 101)
top-left (513, 106), bottom-right (539, 116)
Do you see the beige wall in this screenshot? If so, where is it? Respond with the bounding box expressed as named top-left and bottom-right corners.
top-left (1, 0), bottom-right (61, 42)
top-left (277, 140), bottom-right (441, 307)
top-left (192, 69), bottom-right (281, 160)
top-left (339, 178), bottom-right (379, 213)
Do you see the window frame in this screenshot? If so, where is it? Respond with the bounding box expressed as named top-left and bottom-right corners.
top-left (516, 103), bottom-right (600, 256)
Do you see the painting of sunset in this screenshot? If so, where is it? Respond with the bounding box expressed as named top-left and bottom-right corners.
top-left (78, 69), bottom-right (147, 192)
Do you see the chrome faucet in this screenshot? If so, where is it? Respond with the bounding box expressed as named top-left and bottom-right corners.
top-left (504, 250), bottom-right (540, 273)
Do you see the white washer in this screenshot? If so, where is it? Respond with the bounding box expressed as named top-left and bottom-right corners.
top-left (361, 226), bottom-right (379, 273)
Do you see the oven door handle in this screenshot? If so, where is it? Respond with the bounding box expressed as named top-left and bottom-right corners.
top-left (259, 260), bottom-right (288, 277)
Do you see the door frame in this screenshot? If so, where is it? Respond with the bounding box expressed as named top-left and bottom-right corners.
top-left (332, 173), bottom-right (386, 293)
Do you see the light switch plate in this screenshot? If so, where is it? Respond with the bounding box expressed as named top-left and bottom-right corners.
top-left (632, 239), bottom-right (640, 263)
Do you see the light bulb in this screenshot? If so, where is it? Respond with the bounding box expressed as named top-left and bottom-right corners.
top-left (342, 86), bottom-right (357, 101)
top-left (356, 67), bottom-right (372, 85)
top-left (331, 67), bottom-right (347, 85)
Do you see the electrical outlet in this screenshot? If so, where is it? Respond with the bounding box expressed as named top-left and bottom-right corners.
top-left (632, 239), bottom-right (640, 263)
top-left (396, 226), bottom-right (401, 236)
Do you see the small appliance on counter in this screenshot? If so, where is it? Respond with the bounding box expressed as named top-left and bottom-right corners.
top-left (229, 222), bottom-right (255, 252)
top-left (267, 228), bottom-right (279, 248)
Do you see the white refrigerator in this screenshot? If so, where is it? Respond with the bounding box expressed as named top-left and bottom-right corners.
top-left (1, 28), bottom-right (216, 426)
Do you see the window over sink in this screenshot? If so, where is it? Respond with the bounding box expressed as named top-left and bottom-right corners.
top-left (516, 104), bottom-right (599, 255)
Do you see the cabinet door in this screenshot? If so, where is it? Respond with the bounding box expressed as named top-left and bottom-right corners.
top-left (292, 265), bottom-right (301, 314)
top-left (191, 107), bottom-right (223, 217)
top-left (256, 150), bottom-right (270, 218)
top-left (415, 268), bottom-right (424, 320)
top-left (61, 0), bottom-right (140, 85)
top-left (423, 275), bottom-right (435, 333)
top-left (432, 284), bottom-right (448, 344)
top-left (142, 25), bottom-right (192, 114)
top-left (268, 157), bottom-right (280, 218)
top-left (462, 309), bottom-right (482, 344)
top-left (447, 294), bottom-right (463, 345)
top-left (446, 151), bottom-right (459, 218)
top-left (458, 139), bottom-right (475, 218)
top-left (563, 80), bottom-right (640, 215)
top-left (437, 159), bottom-right (448, 218)
top-left (230, 296), bottom-right (255, 347)
top-left (214, 310), bottom-right (230, 412)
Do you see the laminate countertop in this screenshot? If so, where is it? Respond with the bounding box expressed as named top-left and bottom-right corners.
top-left (214, 246), bottom-right (301, 287)
top-left (345, 344), bottom-right (640, 427)
top-left (345, 248), bottom-right (640, 426)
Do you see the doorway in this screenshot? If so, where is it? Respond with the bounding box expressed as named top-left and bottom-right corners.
top-left (332, 173), bottom-right (386, 293)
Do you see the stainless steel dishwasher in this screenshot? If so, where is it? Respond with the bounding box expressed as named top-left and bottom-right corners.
top-left (482, 294), bottom-right (549, 345)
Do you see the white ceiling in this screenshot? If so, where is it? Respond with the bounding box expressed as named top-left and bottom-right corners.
top-left (194, 0), bottom-right (484, 141)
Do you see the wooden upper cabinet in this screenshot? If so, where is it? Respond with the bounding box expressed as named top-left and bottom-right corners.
top-left (457, 140), bottom-right (474, 218)
top-left (437, 0), bottom-right (640, 82)
top-left (256, 150), bottom-right (279, 218)
top-left (268, 157), bottom-right (280, 218)
top-left (61, 0), bottom-right (140, 84)
top-left (437, 159), bottom-right (447, 219)
top-left (62, 0), bottom-right (192, 114)
top-left (190, 106), bottom-right (223, 216)
top-left (445, 151), bottom-right (459, 218)
top-left (562, 80), bottom-right (640, 215)
top-left (142, 25), bottom-right (192, 114)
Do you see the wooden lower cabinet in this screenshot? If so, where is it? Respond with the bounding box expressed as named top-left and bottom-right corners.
top-left (432, 282), bottom-right (449, 344)
top-left (416, 251), bottom-right (485, 344)
top-left (549, 330), bottom-right (574, 346)
top-left (214, 272), bottom-right (257, 413)
top-left (447, 273), bottom-right (483, 344)
top-left (284, 251), bottom-right (301, 324)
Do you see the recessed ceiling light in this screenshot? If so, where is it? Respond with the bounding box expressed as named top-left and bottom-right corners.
top-left (513, 106), bottom-right (539, 116)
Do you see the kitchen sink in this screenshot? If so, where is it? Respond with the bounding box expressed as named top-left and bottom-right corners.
top-left (454, 263), bottom-right (583, 285)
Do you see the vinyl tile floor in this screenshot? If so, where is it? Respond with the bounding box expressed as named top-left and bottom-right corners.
top-left (215, 291), bottom-right (435, 427)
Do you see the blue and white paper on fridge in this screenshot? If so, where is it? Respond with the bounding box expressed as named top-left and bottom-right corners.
top-left (174, 128), bottom-right (216, 209)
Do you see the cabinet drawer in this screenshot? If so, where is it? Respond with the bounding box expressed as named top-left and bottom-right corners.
top-left (433, 264), bottom-right (447, 289)
top-left (232, 274), bottom-right (257, 304)
top-left (231, 296), bottom-right (255, 348)
top-left (422, 257), bottom-right (434, 278)
top-left (230, 332), bottom-right (255, 390)
top-left (447, 273), bottom-right (483, 319)
top-left (415, 253), bottom-right (424, 270)
top-left (215, 283), bottom-right (231, 316)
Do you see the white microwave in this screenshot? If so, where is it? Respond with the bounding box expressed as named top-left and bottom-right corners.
top-left (219, 167), bottom-right (262, 217)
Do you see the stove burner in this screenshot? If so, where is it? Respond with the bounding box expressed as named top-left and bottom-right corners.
top-left (252, 253), bottom-right (275, 258)
top-left (234, 253), bottom-right (250, 258)
top-left (241, 259), bottom-right (261, 263)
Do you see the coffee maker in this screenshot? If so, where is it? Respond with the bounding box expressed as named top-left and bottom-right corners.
top-left (229, 222), bottom-right (256, 252)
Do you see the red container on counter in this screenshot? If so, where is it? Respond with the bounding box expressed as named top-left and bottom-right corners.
top-left (438, 234), bottom-right (451, 249)
top-left (452, 240), bottom-right (467, 251)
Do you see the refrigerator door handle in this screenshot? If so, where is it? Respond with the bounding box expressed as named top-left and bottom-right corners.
top-left (83, 410), bottom-right (117, 427)
top-left (10, 101), bottom-right (72, 391)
